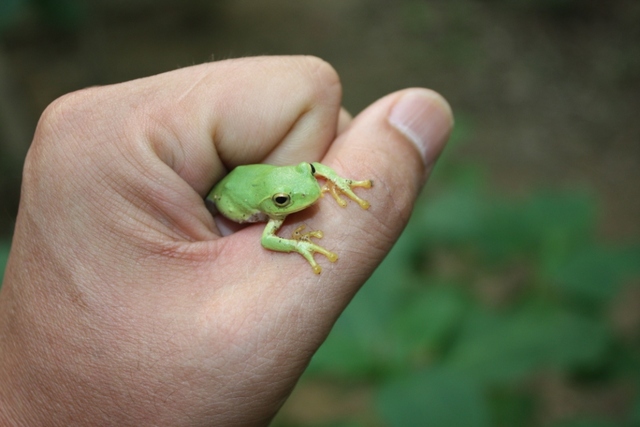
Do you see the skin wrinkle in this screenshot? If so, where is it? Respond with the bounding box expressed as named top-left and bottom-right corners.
top-left (92, 139), bottom-right (210, 244)
top-left (97, 181), bottom-right (165, 244)
top-left (91, 163), bottom-right (142, 222)
top-left (140, 92), bottom-right (220, 195)
top-left (262, 103), bottom-right (315, 165)
top-left (141, 180), bottom-right (212, 242)
top-left (49, 150), bottom-right (156, 259)
top-left (85, 338), bottom-right (184, 423)
top-left (34, 91), bottom-right (90, 142)
top-left (21, 317), bottom-right (107, 424)
top-left (175, 66), bottom-right (213, 105)
top-left (20, 218), bottom-right (81, 306)
top-left (297, 56), bottom-right (342, 106)
top-left (144, 110), bottom-right (186, 175)
top-left (265, 59), bottom-right (341, 165)
top-left (215, 79), bottom-right (280, 162)
top-left (374, 175), bottom-right (410, 235)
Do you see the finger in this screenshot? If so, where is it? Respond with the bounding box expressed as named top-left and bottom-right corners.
top-left (48, 56), bottom-right (343, 197)
top-left (144, 56), bottom-right (344, 194)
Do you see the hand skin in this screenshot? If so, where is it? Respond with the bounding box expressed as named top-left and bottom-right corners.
top-left (0, 56), bottom-right (453, 426)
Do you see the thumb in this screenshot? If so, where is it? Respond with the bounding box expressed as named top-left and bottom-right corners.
top-left (321, 88), bottom-right (453, 287)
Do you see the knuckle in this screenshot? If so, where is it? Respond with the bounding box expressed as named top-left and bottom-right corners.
top-left (36, 88), bottom-right (99, 139)
top-left (302, 55), bottom-right (340, 85)
top-left (25, 87), bottom-right (112, 189)
top-left (295, 56), bottom-right (342, 103)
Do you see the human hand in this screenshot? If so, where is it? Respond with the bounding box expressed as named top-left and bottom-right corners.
top-left (0, 56), bottom-right (453, 426)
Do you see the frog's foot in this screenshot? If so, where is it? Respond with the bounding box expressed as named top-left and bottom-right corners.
top-left (291, 224), bottom-right (323, 242)
top-left (322, 179), bottom-right (373, 210)
top-left (296, 241), bottom-right (339, 274)
top-left (291, 225), bottom-right (338, 274)
top-left (262, 220), bottom-right (338, 274)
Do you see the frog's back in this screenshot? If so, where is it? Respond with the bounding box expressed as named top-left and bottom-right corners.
top-left (208, 164), bottom-right (276, 223)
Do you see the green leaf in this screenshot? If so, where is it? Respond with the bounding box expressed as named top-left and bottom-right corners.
top-left (472, 191), bottom-right (596, 264)
top-left (549, 418), bottom-right (621, 427)
top-left (392, 285), bottom-right (467, 357)
top-left (522, 191), bottom-right (596, 269)
top-left (551, 244), bottom-right (640, 305)
top-left (490, 388), bottom-right (536, 427)
top-left (473, 200), bottom-right (533, 261)
top-left (626, 393), bottom-right (640, 427)
top-left (421, 189), bottom-right (489, 246)
top-left (445, 307), bottom-right (610, 384)
top-left (377, 367), bottom-right (490, 427)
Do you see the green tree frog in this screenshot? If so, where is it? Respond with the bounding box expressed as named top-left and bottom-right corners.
top-left (207, 162), bottom-right (372, 274)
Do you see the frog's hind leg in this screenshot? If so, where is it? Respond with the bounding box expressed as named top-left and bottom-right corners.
top-left (261, 220), bottom-right (338, 274)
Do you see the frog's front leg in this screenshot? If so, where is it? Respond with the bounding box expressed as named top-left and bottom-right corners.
top-left (311, 162), bottom-right (372, 209)
top-left (261, 219), bottom-right (338, 274)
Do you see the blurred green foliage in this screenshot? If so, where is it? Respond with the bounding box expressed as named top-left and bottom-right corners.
top-left (275, 123), bottom-right (640, 426)
top-left (0, 0), bottom-right (83, 32)
top-left (0, 240), bottom-right (8, 286)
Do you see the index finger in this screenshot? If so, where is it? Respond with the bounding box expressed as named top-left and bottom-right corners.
top-left (102, 56), bottom-right (344, 195)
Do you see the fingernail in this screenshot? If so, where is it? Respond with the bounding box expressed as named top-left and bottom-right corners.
top-left (388, 89), bottom-right (454, 166)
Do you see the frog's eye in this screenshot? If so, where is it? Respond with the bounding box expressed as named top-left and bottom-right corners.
top-left (309, 163), bottom-right (316, 174)
top-left (272, 193), bottom-right (291, 208)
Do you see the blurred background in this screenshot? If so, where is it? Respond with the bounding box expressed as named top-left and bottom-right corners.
top-left (1, 1), bottom-right (639, 426)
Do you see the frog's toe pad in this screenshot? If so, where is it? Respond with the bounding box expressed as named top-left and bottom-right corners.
top-left (354, 179), bottom-right (373, 189)
top-left (326, 252), bottom-right (339, 263)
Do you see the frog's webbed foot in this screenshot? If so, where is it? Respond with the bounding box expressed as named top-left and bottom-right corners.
top-left (311, 162), bottom-right (373, 210)
top-left (291, 225), bottom-right (338, 274)
top-left (262, 220), bottom-right (338, 275)
top-left (322, 179), bottom-right (372, 209)
top-left (292, 224), bottom-right (323, 241)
